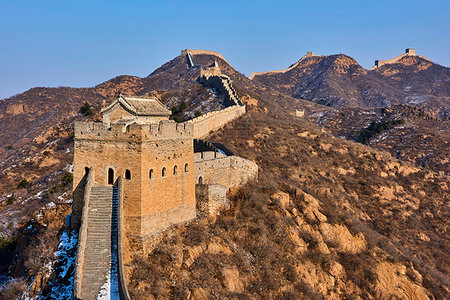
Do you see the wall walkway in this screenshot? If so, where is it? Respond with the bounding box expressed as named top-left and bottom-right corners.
top-left (74, 181), bottom-right (129, 300)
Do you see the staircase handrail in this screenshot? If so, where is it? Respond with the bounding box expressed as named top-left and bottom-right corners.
top-left (117, 176), bottom-right (131, 300)
top-left (73, 168), bottom-right (94, 299)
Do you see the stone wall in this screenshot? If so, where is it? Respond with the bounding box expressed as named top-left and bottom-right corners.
top-left (194, 150), bottom-right (226, 162)
top-left (249, 52), bottom-right (322, 80)
top-left (405, 48), bottom-right (415, 55)
top-left (372, 49), bottom-right (430, 69)
top-left (196, 184), bottom-right (228, 217)
top-left (194, 154), bottom-right (258, 188)
top-left (117, 176), bottom-right (131, 300)
top-left (187, 105), bottom-right (246, 139)
top-left (74, 120), bottom-right (192, 142)
top-left (199, 74), bottom-right (242, 107)
top-left (181, 49), bottom-right (232, 67)
top-left (71, 172), bottom-right (88, 229)
top-left (73, 168), bottom-right (94, 298)
top-left (199, 61), bottom-right (221, 77)
top-left (291, 109), bottom-right (305, 117)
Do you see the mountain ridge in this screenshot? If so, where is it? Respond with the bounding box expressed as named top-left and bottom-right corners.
top-left (0, 48), bottom-right (449, 299)
top-left (251, 51), bottom-right (449, 117)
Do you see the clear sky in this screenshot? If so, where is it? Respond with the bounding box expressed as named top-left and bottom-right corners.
top-left (1, 0), bottom-right (449, 99)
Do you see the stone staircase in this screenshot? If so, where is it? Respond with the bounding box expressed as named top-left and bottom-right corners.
top-left (79, 185), bottom-right (119, 300)
top-left (199, 74), bottom-right (243, 107)
top-left (221, 76), bottom-right (242, 106)
top-left (186, 52), bottom-right (194, 68)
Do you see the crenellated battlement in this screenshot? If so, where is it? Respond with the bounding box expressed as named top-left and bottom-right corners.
top-left (75, 120), bottom-right (193, 141)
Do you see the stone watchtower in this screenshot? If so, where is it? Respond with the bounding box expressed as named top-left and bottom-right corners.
top-left (72, 94), bottom-right (196, 241)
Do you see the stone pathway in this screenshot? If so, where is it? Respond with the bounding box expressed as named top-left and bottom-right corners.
top-left (79, 186), bottom-right (119, 300)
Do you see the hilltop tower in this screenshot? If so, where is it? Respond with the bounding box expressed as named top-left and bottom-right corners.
top-left (72, 94), bottom-right (196, 241)
top-left (373, 48), bottom-right (425, 68)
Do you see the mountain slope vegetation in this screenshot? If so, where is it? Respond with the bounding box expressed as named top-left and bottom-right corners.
top-left (0, 49), bottom-right (448, 299)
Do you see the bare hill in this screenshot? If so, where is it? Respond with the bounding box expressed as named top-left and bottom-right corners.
top-left (127, 101), bottom-right (449, 299)
top-left (0, 51), bottom-right (243, 153)
top-left (251, 53), bottom-right (450, 119)
top-left (0, 49), bottom-right (448, 299)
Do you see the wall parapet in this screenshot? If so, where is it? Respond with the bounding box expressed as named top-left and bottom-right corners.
top-left (186, 105), bottom-right (246, 139)
top-left (196, 184), bottom-right (228, 218)
top-left (117, 176), bottom-right (131, 300)
top-left (371, 49), bottom-right (431, 69)
top-left (199, 74), bottom-right (242, 107)
top-left (181, 48), bottom-right (231, 66)
top-left (195, 155), bottom-right (258, 188)
top-left (73, 168), bottom-right (94, 299)
top-left (75, 120), bottom-right (193, 141)
top-left (194, 150), bottom-right (227, 162)
top-left (249, 52), bottom-right (322, 80)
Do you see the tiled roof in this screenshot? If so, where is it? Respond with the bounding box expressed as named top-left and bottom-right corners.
top-left (102, 94), bottom-right (171, 116)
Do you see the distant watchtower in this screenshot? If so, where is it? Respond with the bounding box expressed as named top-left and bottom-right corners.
top-left (405, 48), bottom-right (416, 55)
top-left (72, 94), bottom-right (196, 241)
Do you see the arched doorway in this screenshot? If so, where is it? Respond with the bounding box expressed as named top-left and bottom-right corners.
top-left (198, 176), bottom-right (203, 185)
top-left (108, 168), bottom-right (114, 185)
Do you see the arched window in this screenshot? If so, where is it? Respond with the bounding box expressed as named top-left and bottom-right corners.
top-left (173, 165), bottom-right (178, 175)
top-left (184, 163), bottom-right (189, 172)
top-left (162, 167), bottom-right (166, 178)
top-left (149, 169), bottom-right (154, 179)
top-left (125, 169), bottom-right (131, 180)
top-left (108, 168), bottom-right (114, 185)
top-left (198, 176), bottom-right (203, 185)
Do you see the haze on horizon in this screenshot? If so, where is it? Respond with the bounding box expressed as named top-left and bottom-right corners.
top-left (1, 0), bottom-right (449, 100)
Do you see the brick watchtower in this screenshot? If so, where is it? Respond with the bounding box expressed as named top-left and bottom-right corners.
top-left (72, 95), bottom-right (196, 241)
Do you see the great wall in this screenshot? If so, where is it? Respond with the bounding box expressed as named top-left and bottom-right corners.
top-left (72, 50), bottom-right (257, 299)
top-left (249, 49), bottom-right (432, 78)
top-left (249, 51), bottom-right (319, 80)
top-left (371, 48), bottom-right (431, 69)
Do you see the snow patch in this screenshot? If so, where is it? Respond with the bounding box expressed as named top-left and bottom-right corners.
top-left (46, 202), bottom-right (56, 209)
top-left (57, 192), bottom-right (68, 201)
top-left (44, 230), bottom-right (78, 299)
top-left (97, 272), bottom-right (111, 300)
top-left (405, 95), bottom-right (426, 104)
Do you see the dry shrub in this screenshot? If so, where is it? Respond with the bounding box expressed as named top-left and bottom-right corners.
top-left (0, 279), bottom-right (26, 300)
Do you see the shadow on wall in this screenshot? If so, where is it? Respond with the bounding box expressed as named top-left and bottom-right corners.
top-left (71, 171), bottom-right (89, 229)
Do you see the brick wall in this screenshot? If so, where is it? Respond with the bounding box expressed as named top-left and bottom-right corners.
top-left (194, 155), bottom-right (258, 188)
top-left (73, 120), bottom-right (196, 239)
top-left (187, 105), bottom-right (246, 139)
top-left (196, 184), bottom-right (228, 217)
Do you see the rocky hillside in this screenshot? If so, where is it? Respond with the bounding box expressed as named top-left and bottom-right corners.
top-left (127, 104), bottom-right (449, 299)
top-left (308, 104), bottom-right (450, 173)
top-left (251, 53), bottom-right (450, 119)
top-left (249, 51), bottom-right (449, 173)
top-left (0, 49), bottom-right (448, 299)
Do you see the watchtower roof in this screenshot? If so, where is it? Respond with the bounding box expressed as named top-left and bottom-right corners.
top-left (101, 94), bottom-right (171, 117)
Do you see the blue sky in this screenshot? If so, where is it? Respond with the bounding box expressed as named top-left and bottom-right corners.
top-left (1, 0), bottom-right (449, 99)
